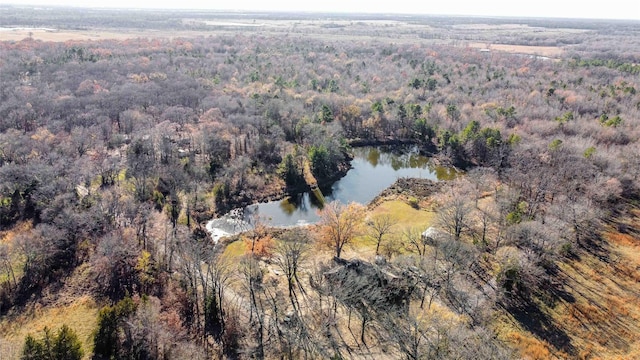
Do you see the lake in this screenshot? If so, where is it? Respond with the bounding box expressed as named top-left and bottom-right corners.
top-left (206, 146), bottom-right (457, 240)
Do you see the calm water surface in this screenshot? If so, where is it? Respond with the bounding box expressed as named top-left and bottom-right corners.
top-left (243, 146), bottom-right (458, 227)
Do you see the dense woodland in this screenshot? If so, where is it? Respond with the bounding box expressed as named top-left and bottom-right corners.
top-left (1, 7), bottom-right (640, 360)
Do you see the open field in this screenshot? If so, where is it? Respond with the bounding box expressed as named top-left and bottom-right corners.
top-left (1, 27), bottom-right (566, 60)
top-left (0, 28), bottom-right (216, 42)
top-left (2, 13), bottom-right (588, 60)
top-left (466, 42), bottom-right (564, 57)
top-left (371, 200), bottom-right (435, 227)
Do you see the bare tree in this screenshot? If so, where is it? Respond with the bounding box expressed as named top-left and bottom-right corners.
top-left (437, 187), bottom-right (473, 242)
top-left (0, 244), bottom-right (16, 289)
top-left (403, 226), bottom-right (429, 257)
top-left (273, 229), bottom-right (310, 311)
top-left (239, 255), bottom-right (267, 358)
top-left (436, 237), bottom-right (476, 297)
top-left (381, 307), bottom-right (432, 360)
top-left (466, 167), bottom-right (498, 207)
top-left (204, 253), bottom-right (233, 347)
top-left (394, 255), bottom-right (439, 310)
top-left (366, 214), bottom-right (395, 256)
top-left (471, 201), bottom-right (498, 249)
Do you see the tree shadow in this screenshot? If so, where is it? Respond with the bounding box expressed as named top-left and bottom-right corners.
top-left (504, 299), bottom-right (575, 355)
top-left (537, 278), bottom-right (576, 308)
top-left (578, 233), bottom-right (610, 263)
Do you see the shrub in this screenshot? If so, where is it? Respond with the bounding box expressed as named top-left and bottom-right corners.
top-left (583, 146), bottom-right (596, 158)
top-left (407, 197), bottom-right (420, 209)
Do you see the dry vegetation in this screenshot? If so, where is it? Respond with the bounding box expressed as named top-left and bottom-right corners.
top-left (0, 296), bottom-right (98, 359)
top-left (466, 42), bottom-right (564, 57)
top-left (1, 5), bottom-right (640, 360)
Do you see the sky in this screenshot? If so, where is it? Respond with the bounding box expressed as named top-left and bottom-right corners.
top-left (4, 0), bottom-right (640, 20)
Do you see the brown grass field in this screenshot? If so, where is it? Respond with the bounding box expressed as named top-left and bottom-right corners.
top-left (0, 21), bottom-right (566, 60)
top-left (0, 28), bottom-right (210, 42)
top-left (497, 209), bottom-right (640, 359)
top-left (467, 42), bottom-right (564, 57)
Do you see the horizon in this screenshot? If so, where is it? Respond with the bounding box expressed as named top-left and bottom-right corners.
top-left (3, 0), bottom-right (640, 21)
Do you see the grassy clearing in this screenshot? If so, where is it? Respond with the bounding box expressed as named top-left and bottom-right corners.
top-left (467, 42), bottom-right (564, 57)
top-left (0, 295), bottom-right (99, 360)
top-left (222, 239), bottom-right (247, 258)
top-left (370, 200), bottom-right (436, 229)
top-left (348, 200), bottom-right (436, 257)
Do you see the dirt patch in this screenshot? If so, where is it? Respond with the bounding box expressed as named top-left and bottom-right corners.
top-left (369, 178), bottom-right (443, 209)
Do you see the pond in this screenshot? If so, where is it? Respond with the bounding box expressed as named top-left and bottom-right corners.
top-left (206, 146), bottom-right (458, 241)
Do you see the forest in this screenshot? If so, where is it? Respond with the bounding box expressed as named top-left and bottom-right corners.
top-left (1, 6), bottom-right (640, 360)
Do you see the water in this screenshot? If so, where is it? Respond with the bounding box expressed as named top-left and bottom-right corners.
top-left (206, 146), bottom-right (457, 240)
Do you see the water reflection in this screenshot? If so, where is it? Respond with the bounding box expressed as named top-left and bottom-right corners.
top-left (433, 165), bottom-right (458, 181)
top-left (356, 147), bottom-right (432, 171)
top-left (366, 147), bottom-right (380, 167)
top-left (278, 196), bottom-right (298, 215)
top-left (242, 146), bottom-right (458, 227)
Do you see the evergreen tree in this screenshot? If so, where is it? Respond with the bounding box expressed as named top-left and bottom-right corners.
top-left (278, 153), bottom-right (302, 188)
top-left (93, 306), bottom-right (119, 360)
top-left (21, 325), bottom-right (83, 360)
top-left (53, 325), bottom-right (83, 360)
top-left (21, 334), bottom-right (45, 360)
